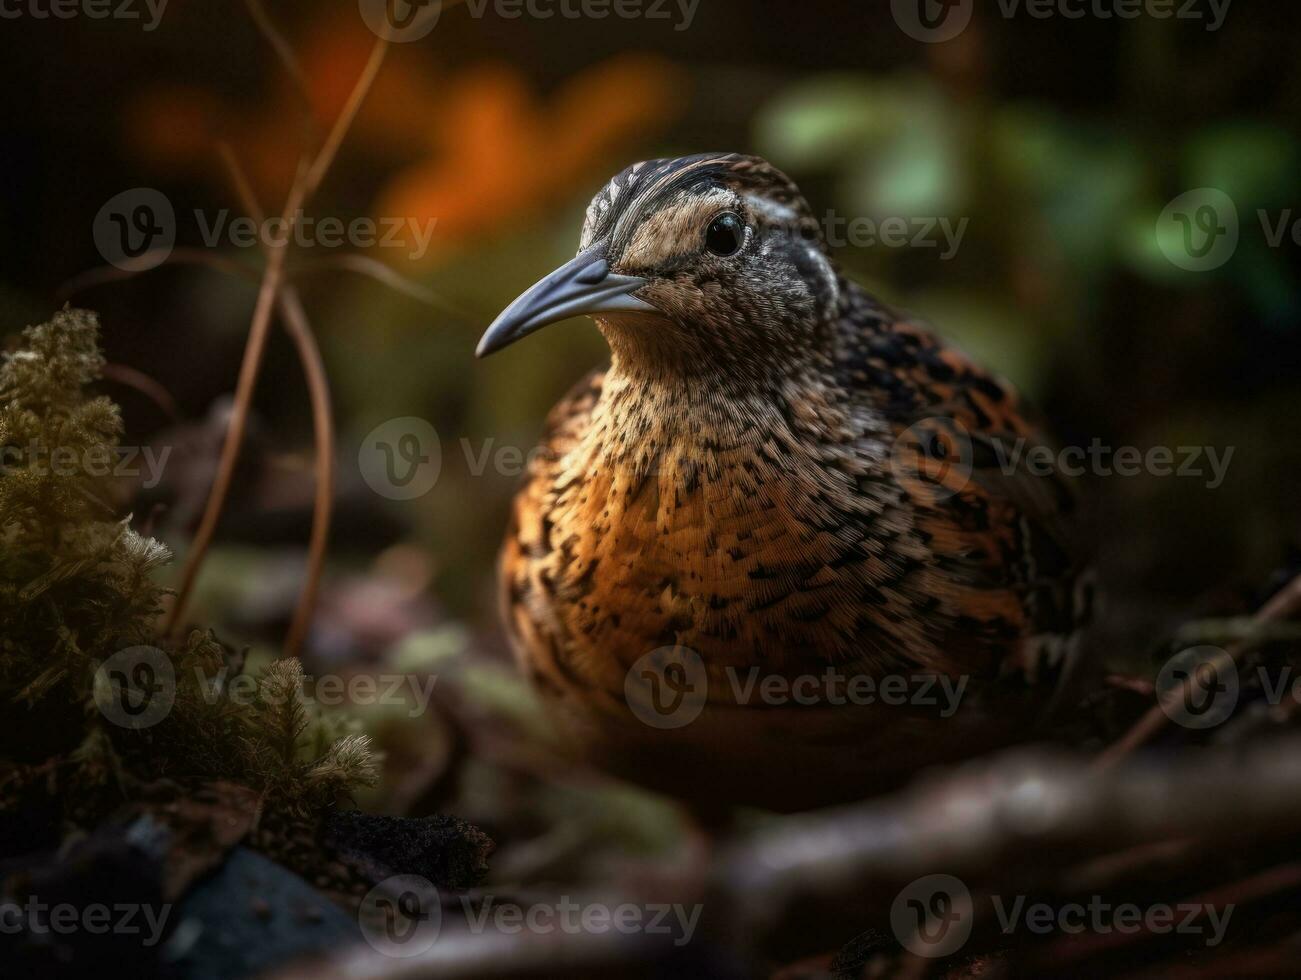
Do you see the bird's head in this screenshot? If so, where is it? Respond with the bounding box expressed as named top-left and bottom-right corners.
top-left (476, 153), bottom-right (841, 378)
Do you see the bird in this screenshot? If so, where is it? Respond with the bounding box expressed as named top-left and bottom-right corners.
top-left (476, 153), bottom-right (1089, 812)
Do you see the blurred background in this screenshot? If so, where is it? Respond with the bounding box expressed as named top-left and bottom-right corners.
top-left (2, 0), bottom-right (1300, 884)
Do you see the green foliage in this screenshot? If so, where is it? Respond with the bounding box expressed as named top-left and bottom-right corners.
top-left (0, 309), bottom-right (377, 841)
top-left (1, 309), bottom-right (164, 723)
top-left (752, 75), bottom-right (1301, 395)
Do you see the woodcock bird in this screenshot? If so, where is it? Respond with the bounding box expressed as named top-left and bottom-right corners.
top-left (477, 153), bottom-right (1088, 811)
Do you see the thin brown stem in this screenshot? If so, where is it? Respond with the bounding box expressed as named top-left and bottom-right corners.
top-left (217, 141), bottom-right (269, 226)
top-left (242, 0), bottom-right (317, 139)
top-left (218, 143), bottom-right (335, 659)
top-left (301, 38), bottom-right (387, 200)
top-left (100, 363), bottom-right (181, 422)
top-left (56, 248), bottom-right (260, 304)
top-left (277, 286), bottom-right (334, 658)
top-left (1094, 573), bottom-right (1301, 769)
top-left (293, 254), bottom-right (450, 309)
top-left (164, 186), bottom-right (301, 638)
top-left (164, 34), bottom-right (390, 639)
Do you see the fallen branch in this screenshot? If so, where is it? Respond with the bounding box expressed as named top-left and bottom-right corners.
top-left (1095, 572), bottom-right (1301, 769)
top-left (269, 738), bottom-right (1301, 978)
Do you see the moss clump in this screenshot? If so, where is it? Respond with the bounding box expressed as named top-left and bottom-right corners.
top-left (0, 309), bottom-right (378, 860)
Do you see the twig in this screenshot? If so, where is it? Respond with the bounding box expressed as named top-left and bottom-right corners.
top-left (301, 38), bottom-right (387, 201)
top-left (266, 739), bottom-right (1301, 978)
top-left (276, 286), bottom-right (334, 658)
top-left (241, 0), bottom-right (318, 144)
top-left (100, 363), bottom-right (180, 422)
top-left (55, 248), bottom-right (261, 303)
top-left (164, 36), bottom-right (389, 638)
top-left (293, 254), bottom-right (452, 309)
top-left (1022, 859), bottom-right (1301, 971)
top-left (1094, 573), bottom-right (1301, 769)
top-left (163, 184), bottom-right (301, 638)
top-left (216, 143), bottom-right (334, 659)
top-left (217, 141), bottom-right (269, 227)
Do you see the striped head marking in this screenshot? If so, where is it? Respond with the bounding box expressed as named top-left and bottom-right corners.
top-left (480, 154), bottom-right (840, 376)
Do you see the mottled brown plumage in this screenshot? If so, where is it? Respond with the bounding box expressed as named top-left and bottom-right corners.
top-left (481, 154), bottom-right (1087, 810)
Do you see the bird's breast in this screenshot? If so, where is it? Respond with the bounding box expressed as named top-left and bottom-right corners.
top-left (505, 415), bottom-right (912, 700)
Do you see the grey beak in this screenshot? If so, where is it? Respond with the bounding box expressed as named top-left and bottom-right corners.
top-left (476, 250), bottom-right (654, 357)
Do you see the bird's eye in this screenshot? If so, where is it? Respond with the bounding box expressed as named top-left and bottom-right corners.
top-left (705, 212), bottom-right (745, 256)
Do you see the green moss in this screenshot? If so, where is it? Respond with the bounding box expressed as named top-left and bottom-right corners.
top-left (0, 308), bottom-right (378, 854)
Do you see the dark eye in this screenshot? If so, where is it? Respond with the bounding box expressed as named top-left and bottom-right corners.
top-left (705, 212), bottom-right (744, 256)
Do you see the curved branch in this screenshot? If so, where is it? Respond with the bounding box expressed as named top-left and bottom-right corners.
top-left (276, 286), bottom-right (334, 659)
